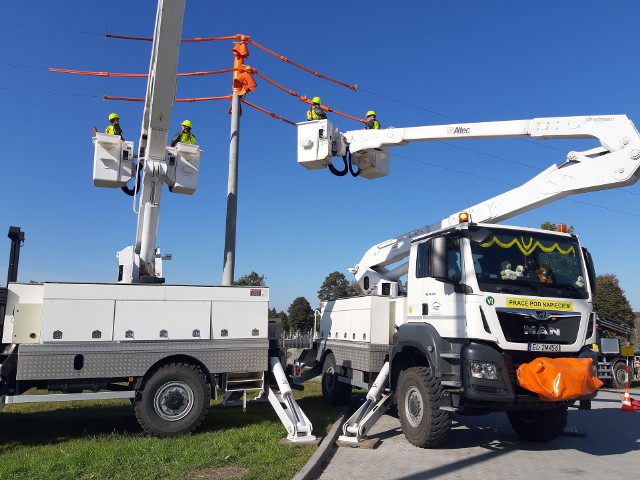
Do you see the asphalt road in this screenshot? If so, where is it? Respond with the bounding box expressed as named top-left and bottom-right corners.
top-left (317, 390), bottom-right (640, 480)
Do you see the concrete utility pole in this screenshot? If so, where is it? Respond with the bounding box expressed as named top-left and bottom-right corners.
top-left (221, 37), bottom-right (255, 286)
top-left (222, 91), bottom-right (240, 286)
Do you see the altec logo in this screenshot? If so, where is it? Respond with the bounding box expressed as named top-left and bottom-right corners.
top-left (447, 126), bottom-right (471, 135)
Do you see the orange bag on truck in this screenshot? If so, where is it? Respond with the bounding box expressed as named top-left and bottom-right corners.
top-left (516, 357), bottom-right (603, 401)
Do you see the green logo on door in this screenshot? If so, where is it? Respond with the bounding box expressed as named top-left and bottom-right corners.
top-left (486, 296), bottom-right (495, 306)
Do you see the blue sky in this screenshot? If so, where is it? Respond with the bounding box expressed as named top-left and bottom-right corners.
top-left (1, 1), bottom-right (639, 313)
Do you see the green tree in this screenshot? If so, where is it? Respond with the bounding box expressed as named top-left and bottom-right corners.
top-left (540, 221), bottom-right (575, 234)
top-left (234, 271), bottom-right (266, 286)
top-left (318, 271), bottom-right (355, 302)
top-left (268, 307), bottom-right (277, 318)
top-left (288, 297), bottom-right (314, 332)
top-left (279, 310), bottom-right (290, 332)
top-left (593, 274), bottom-right (635, 327)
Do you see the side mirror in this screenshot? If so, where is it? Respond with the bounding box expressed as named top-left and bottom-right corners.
top-left (430, 237), bottom-right (450, 282)
top-left (582, 247), bottom-right (597, 295)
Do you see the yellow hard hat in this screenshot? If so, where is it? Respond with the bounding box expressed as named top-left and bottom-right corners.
top-left (182, 120), bottom-right (193, 128)
top-left (108, 113), bottom-right (119, 121)
top-left (366, 110), bottom-right (376, 117)
top-left (312, 96), bottom-right (321, 104)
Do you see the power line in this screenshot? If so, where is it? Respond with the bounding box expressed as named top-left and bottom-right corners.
top-left (396, 153), bottom-right (639, 217)
top-left (0, 86), bottom-right (101, 98)
top-left (358, 86), bottom-right (566, 154)
top-left (2, 24), bottom-right (638, 199)
top-left (358, 87), bottom-right (462, 123)
top-left (0, 20), bottom-right (102, 36)
top-left (0, 20), bottom-right (625, 161)
top-left (0, 62), bottom-right (49, 70)
top-left (442, 142), bottom-right (540, 170)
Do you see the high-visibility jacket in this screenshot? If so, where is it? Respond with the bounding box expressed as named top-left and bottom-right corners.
top-left (170, 131), bottom-right (196, 147)
top-left (365, 118), bottom-right (380, 130)
top-left (105, 123), bottom-right (124, 139)
top-left (306, 105), bottom-right (327, 120)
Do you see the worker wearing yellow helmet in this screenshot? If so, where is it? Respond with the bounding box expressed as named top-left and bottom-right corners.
top-left (365, 110), bottom-right (380, 130)
top-left (306, 96), bottom-right (327, 121)
top-left (170, 120), bottom-right (197, 147)
top-left (105, 112), bottom-right (125, 139)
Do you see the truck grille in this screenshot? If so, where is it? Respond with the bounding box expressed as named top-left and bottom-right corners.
top-left (496, 308), bottom-right (580, 345)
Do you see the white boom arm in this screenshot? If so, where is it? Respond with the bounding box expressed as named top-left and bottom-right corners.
top-left (92, 0), bottom-right (203, 283)
top-left (298, 115), bottom-right (640, 294)
top-left (129, 0), bottom-right (185, 282)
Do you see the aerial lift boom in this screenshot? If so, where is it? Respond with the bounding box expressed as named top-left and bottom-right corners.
top-left (130, 0), bottom-right (185, 282)
top-left (92, 0), bottom-right (203, 284)
top-left (299, 115), bottom-right (640, 295)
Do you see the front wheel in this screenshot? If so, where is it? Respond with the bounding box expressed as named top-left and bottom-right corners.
top-left (507, 405), bottom-right (567, 442)
top-left (135, 362), bottom-right (210, 438)
top-left (612, 362), bottom-right (628, 389)
top-left (397, 366), bottom-right (451, 448)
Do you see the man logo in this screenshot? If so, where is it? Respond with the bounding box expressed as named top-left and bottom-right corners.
top-left (486, 296), bottom-right (495, 306)
top-left (524, 325), bottom-right (560, 336)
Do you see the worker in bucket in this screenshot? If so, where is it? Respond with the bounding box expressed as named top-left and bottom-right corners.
top-left (105, 112), bottom-right (125, 140)
top-left (170, 120), bottom-right (196, 147)
top-left (365, 110), bottom-right (380, 130)
top-left (306, 96), bottom-right (327, 120)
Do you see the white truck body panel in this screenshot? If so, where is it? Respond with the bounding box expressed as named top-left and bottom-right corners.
top-left (113, 300), bottom-right (211, 341)
top-left (3, 283), bottom-right (45, 343)
top-left (320, 296), bottom-right (405, 346)
top-left (3, 283), bottom-right (269, 344)
top-left (42, 299), bottom-right (115, 342)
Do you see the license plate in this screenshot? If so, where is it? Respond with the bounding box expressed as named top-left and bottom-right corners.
top-left (528, 343), bottom-right (560, 352)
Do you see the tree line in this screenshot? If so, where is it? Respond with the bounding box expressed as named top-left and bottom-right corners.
top-left (234, 270), bottom-right (359, 333)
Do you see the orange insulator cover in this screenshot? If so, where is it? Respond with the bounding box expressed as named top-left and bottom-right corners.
top-left (516, 357), bottom-right (603, 401)
top-left (233, 70), bottom-right (257, 95)
top-left (232, 42), bottom-right (250, 59)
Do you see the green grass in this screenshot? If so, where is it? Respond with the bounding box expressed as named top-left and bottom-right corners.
top-left (0, 382), bottom-right (340, 480)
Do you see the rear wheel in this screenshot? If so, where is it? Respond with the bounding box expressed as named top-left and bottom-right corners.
top-left (507, 405), bottom-right (567, 442)
top-left (397, 366), bottom-right (451, 448)
top-left (612, 362), bottom-right (628, 389)
top-left (321, 353), bottom-right (351, 405)
top-left (135, 362), bottom-right (210, 438)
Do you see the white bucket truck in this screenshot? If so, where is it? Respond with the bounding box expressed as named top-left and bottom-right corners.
top-left (295, 114), bottom-right (640, 446)
top-left (0, 0), bottom-right (314, 442)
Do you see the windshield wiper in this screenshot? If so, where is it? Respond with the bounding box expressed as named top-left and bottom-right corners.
top-left (497, 286), bottom-right (522, 294)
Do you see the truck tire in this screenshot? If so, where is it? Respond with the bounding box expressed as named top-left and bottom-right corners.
top-left (321, 353), bottom-right (351, 405)
top-left (397, 366), bottom-right (451, 448)
top-left (507, 405), bottom-right (567, 442)
top-left (135, 362), bottom-right (210, 438)
top-left (612, 362), bottom-right (628, 389)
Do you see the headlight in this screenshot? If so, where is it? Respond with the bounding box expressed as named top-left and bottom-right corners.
top-left (470, 361), bottom-right (498, 380)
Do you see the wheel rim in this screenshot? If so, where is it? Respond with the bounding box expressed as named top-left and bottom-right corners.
top-left (324, 366), bottom-right (336, 391)
top-left (153, 381), bottom-right (194, 421)
top-left (616, 368), bottom-right (628, 386)
top-left (404, 386), bottom-right (424, 427)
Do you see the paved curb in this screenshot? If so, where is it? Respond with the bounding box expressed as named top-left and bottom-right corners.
top-left (291, 406), bottom-right (351, 480)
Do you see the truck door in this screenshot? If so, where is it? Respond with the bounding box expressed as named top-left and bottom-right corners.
top-left (408, 235), bottom-right (466, 338)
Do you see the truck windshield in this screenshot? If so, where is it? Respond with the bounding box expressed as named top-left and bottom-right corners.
top-left (469, 227), bottom-right (588, 299)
